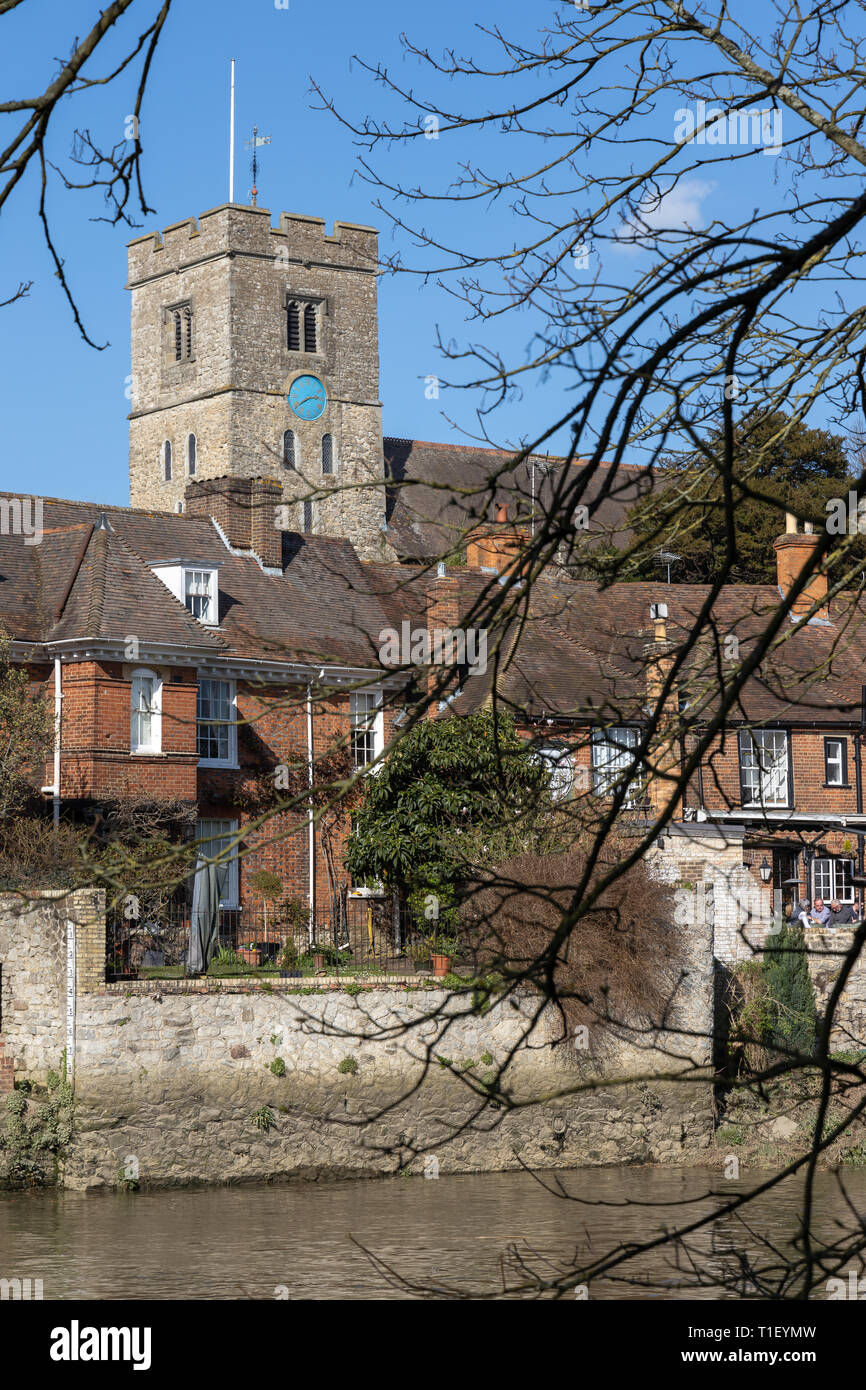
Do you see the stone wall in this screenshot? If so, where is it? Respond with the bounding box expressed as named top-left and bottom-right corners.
top-left (0, 884), bottom-right (715, 1189)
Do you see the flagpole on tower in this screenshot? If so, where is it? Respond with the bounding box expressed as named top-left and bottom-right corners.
top-left (229, 59), bottom-right (236, 203)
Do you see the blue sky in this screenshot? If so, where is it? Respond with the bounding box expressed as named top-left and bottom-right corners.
top-left (0, 0), bottom-right (854, 506)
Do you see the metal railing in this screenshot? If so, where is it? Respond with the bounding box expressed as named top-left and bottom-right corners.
top-left (105, 896), bottom-right (437, 981)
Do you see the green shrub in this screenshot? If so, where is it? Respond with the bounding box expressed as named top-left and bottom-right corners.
top-left (763, 924), bottom-right (818, 1059)
top-left (269, 1057), bottom-right (286, 1077)
top-left (337, 1056), bottom-right (358, 1075)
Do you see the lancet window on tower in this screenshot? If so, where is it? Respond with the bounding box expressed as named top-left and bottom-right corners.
top-left (170, 303), bottom-right (194, 363)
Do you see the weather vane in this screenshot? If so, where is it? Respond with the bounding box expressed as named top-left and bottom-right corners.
top-left (245, 124), bottom-right (271, 206)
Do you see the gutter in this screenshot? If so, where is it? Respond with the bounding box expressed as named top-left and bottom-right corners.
top-left (706, 809), bottom-right (866, 829)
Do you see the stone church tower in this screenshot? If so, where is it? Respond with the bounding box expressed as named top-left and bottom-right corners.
top-left (127, 204), bottom-right (389, 559)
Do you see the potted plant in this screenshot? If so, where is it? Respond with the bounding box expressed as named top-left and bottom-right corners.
top-left (249, 869), bottom-right (283, 956)
top-left (238, 940), bottom-right (261, 967)
top-left (429, 934), bottom-right (459, 979)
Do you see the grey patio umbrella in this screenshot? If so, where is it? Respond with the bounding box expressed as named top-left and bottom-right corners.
top-left (188, 856), bottom-right (229, 975)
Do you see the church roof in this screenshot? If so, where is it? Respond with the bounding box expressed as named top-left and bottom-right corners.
top-left (383, 437), bottom-right (652, 560)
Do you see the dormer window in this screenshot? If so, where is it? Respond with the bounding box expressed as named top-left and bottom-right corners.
top-left (150, 559), bottom-right (221, 627)
top-left (184, 568), bottom-right (215, 623)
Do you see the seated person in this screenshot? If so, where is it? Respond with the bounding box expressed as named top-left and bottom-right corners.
top-left (787, 897), bottom-right (811, 928)
top-left (807, 896), bottom-right (831, 926)
top-left (828, 899), bottom-right (856, 925)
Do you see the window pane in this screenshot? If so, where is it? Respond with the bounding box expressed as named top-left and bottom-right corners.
top-left (185, 570), bottom-right (212, 622)
top-left (351, 692), bottom-right (379, 767)
top-left (591, 727), bottom-right (644, 807)
top-left (195, 818), bottom-right (239, 906)
top-left (197, 679), bottom-right (233, 762)
top-left (826, 740), bottom-right (843, 785)
top-left (741, 731), bottom-right (788, 807)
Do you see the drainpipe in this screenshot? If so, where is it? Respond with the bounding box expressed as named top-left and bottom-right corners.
top-left (40, 659), bottom-right (62, 830)
top-left (857, 685), bottom-right (866, 876)
top-left (306, 681), bottom-right (315, 944)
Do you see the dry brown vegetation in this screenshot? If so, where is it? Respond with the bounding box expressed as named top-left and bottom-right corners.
top-left (462, 840), bottom-right (681, 1047)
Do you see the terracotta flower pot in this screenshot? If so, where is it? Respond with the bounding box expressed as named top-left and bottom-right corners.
top-left (431, 953), bottom-right (451, 979)
top-left (238, 947), bottom-right (260, 967)
top-left (313, 953), bottom-right (326, 972)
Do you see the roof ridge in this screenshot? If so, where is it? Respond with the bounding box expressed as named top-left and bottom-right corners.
top-left (86, 527), bottom-right (109, 636)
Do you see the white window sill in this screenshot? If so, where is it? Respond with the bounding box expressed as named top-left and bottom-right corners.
top-left (198, 760), bottom-right (240, 770)
top-left (130, 749), bottom-right (164, 757)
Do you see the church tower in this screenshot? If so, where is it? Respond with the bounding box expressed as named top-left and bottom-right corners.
top-left (127, 204), bottom-right (389, 559)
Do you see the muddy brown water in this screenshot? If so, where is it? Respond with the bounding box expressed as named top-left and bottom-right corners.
top-left (1, 1166), bottom-right (864, 1299)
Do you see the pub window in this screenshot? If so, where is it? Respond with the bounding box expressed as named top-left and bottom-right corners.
top-left (825, 737), bottom-right (848, 786)
top-left (738, 729), bottom-right (791, 808)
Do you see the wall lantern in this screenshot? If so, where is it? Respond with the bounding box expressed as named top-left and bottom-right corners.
top-left (759, 857), bottom-right (773, 884)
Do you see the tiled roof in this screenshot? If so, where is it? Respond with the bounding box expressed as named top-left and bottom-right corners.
top-left (0, 496), bottom-right (394, 669)
top-left (383, 437), bottom-right (651, 560)
top-left (1, 489), bottom-right (864, 726)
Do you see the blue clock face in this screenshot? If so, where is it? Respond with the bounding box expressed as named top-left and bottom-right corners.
top-left (288, 375), bottom-right (327, 421)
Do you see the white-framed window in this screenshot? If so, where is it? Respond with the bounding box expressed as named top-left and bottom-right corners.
top-left (812, 857), bottom-right (854, 904)
top-left (738, 729), bottom-right (791, 808)
top-left (590, 726), bottom-right (647, 808)
top-left (825, 737), bottom-right (848, 787)
top-left (197, 678), bottom-right (238, 766)
top-left (186, 433), bottom-right (197, 476)
top-left (184, 568), bottom-right (216, 624)
top-left (195, 817), bottom-right (240, 908)
top-left (537, 744), bottom-right (574, 800)
top-left (350, 689), bottom-right (384, 769)
top-left (130, 668), bottom-right (161, 754)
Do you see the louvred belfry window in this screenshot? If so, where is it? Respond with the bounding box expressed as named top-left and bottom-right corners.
top-left (304, 302), bottom-right (317, 353)
top-left (287, 301), bottom-right (300, 351)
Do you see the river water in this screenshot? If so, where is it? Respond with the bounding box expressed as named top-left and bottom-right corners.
top-left (1, 1166), bottom-right (864, 1300)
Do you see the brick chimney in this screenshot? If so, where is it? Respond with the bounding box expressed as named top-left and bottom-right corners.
top-left (184, 476), bottom-right (283, 570)
top-left (466, 503), bottom-right (524, 573)
top-left (643, 603), bottom-right (681, 820)
top-left (773, 515), bottom-right (828, 618)
top-left (426, 564), bottom-right (462, 715)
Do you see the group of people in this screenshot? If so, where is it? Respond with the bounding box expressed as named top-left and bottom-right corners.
top-left (788, 896), bottom-right (863, 928)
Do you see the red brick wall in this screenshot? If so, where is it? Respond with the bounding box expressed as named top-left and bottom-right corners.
top-left (58, 661), bottom-right (198, 801)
